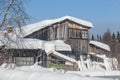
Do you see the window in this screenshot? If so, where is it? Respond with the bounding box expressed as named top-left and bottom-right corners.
top-left (73, 29), bottom-right (76, 38)
top-left (76, 30), bottom-right (81, 38)
top-left (81, 30), bottom-right (88, 39)
top-left (68, 29), bottom-right (73, 38)
top-left (14, 57), bottom-right (34, 66)
top-left (69, 29), bottom-right (88, 39)
top-left (69, 29), bottom-right (81, 38)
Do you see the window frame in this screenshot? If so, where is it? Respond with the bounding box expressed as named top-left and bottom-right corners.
top-left (14, 57), bottom-right (34, 66)
top-left (68, 28), bottom-right (88, 39)
top-left (81, 30), bottom-right (88, 39)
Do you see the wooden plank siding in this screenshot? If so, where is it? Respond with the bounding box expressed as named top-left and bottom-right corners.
top-left (89, 44), bottom-right (109, 56)
top-left (25, 20), bottom-right (90, 61)
top-left (0, 49), bottom-right (42, 66)
top-left (25, 20), bottom-right (69, 41)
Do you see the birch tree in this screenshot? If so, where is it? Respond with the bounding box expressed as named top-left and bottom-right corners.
top-left (0, 0), bottom-right (30, 30)
top-left (0, 0), bottom-right (30, 64)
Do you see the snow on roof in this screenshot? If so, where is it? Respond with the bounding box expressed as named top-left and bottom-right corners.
top-left (16, 16), bottom-right (93, 37)
top-left (5, 38), bottom-right (44, 49)
top-left (0, 31), bottom-right (71, 51)
top-left (52, 51), bottom-right (76, 63)
top-left (44, 40), bottom-right (71, 53)
top-left (89, 40), bottom-right (110, 51)
top-left (0, 41), bottom-right (4, 47)
top-left (0, 32), bottom-right (9, 47)
top-left (0, 35), bottom-right (71, 51)
top-left (0, 36), bottom-right (5, 47)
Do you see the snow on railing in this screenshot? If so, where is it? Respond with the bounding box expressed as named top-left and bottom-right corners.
top-left (52, 51), bottom-right (77, 63)
top-left (89, 52), bottom-right (119, 71)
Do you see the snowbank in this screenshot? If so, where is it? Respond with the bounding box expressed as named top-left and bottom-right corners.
top-left (0, 64), bottom-right (116, 80)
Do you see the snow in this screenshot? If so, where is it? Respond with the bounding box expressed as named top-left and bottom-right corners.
top-left (77, 58), bottom-right (105, 71)
top-left (0, 33), bottom-right (44, 49)
top-left (89, 40), bottom-right (110, 51)
top-left (52, 51), bottom-right (76, 63)
top-left (0, 32), bottom-right (7, 47)
top-left (75, 52), bottom-right (119, 71)
top-left (1, 63), bottom-right (8, 68)
top-left (89, 52), bottom-right (118, 71)
top-left (15, 16), bottom-right (93, 37)
top-left (0, 39), bottom-right (4, 47)
top-left (8, 39), bottom-right (71, 51)
top-left (0, 32), bottom-right (71, 51)
top-left (5, 38), bottom-right (43, 49)
top-left (67, 70), bottom-right (120, 78)
top-left (89, 52), bottom-right (108, 60)
top-left (0, 64), bottom-right (117, 80)
top-left (44, 40), bottom-right (71, 52)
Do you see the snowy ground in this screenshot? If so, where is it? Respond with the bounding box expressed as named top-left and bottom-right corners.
top-left (0, 63), bottom-right (119, 80)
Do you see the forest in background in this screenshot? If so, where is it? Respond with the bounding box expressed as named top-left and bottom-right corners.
top-left (91, 30), bottom-right (120, 68)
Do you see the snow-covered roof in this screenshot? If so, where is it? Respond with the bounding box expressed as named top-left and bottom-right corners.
top-left (0, 32), bottom-right (71, 51)
top-left (44, 40), bottom-right (72, 52)
top-left (6, 39), bottom-right (71, 51)
top-left (52, 51), bottom-right (77, 63)
top-left (5, 38), bottom-right (44, 49)
top-left (16, 16), bottom-right (93, 37)
top-left (0, 32), bottom-right (8, 47)
top-left (89, 40), bottom-right (110, 51)
top-left (0, 33), bottom-right (42, 49)
top-left (0, 30), bottom-right (71, 51)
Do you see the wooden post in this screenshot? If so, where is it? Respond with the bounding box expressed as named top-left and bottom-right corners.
top-left (46, 55), bottom-right (51, 67)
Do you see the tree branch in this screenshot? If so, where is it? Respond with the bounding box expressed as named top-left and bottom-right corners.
top-left (0, 0), bottom-right (15, 30)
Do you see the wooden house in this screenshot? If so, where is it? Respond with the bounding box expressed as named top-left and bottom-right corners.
top-left (89, 40), bottom-right (110, 62)
top-left (21, 16), bottom-right (93, 60)
top-left (0, 16), bottom-right (93, 70)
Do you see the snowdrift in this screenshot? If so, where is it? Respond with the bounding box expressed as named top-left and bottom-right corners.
top-left (0, 64), bottom-right (117, 80)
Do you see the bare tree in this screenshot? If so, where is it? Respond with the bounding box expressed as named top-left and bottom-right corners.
top-left (102, 29), bottom-right (112, 45)
top-left (0, 0), bottom-right (30, 30)
top-left (0, 0), bottom-right (30, 64)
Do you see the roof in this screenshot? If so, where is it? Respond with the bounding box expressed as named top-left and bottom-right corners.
top-left (5, 38), bottom-right (44, 49)
top-left (0, 32), bottom-right (71, 51)
top-left (52, 51), bottom-right (77, 63)
top-left (16, 16), bottom-right (93, 37)
top-left (44, 40), bottom-right (71, 52)
top-left (89, 40), bottom-right (110, 51)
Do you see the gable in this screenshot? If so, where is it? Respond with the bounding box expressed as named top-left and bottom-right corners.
top-left (67, 20), bottom-right (89, 30)
top-left (16, 16), bottom-right (93, 37)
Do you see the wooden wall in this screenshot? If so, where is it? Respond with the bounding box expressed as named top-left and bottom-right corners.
top-left (2, 49), bottom-right (41, 64)
top-left (89, 44), bottom-right (109, 62)
top-left (89, 44), bottom-right (109, 55)
top-left (25, 19), bottom-right (90, 60)
top-left (0, 49), bottom-right (4, 65)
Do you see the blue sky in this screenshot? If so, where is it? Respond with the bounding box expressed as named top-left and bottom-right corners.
top-left (24, 0), bottom-right (120, 36)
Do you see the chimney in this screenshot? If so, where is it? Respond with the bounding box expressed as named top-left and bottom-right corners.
top-left (6, 26), bottom-right (13, 33)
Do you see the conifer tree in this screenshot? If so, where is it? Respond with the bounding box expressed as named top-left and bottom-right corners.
top-left (91, 34), bottom-right (95, 40)
top-left (117, 31), bottom-right (120, 42)
top-left (102, 29), bottom-right (111, 45)
top-left (111, 33), bottom-right (118, 57)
